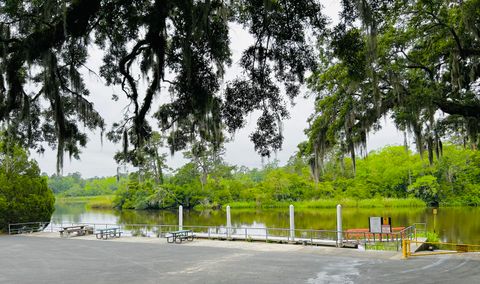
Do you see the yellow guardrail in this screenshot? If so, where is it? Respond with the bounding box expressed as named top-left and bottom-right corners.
top-left (403, 239), bottom-right (480, 258)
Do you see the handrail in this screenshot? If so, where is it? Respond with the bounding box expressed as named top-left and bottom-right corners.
top-left (9, 221), bottom-right (425, 251)
top-left (9, 221), bottom-right (423, 237)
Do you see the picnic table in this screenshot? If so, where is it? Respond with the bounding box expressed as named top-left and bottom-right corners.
top-left (60, 225), bottom-right (93, 237)
top-left (95, 228), bottom-right (122, 240)
top-left (166, 230), bottom-right (195, 243)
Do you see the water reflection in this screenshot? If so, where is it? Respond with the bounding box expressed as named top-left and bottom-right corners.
top-left (52, 202), bottom-right (480, 244)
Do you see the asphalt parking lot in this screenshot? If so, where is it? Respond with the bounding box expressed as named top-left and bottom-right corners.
top-left (0, 234), bottom-right (479, 283)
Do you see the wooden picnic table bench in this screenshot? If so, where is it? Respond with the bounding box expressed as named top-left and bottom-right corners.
top-left (95, 228), bottom-right (122, 240)
top-left (59, 225), bottom-right (93, 238)
top-left (166, 230), bottom-right (195, 243)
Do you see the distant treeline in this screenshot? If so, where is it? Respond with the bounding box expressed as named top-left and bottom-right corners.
top-left (48, 173), bottom-right (125, 197)
top-left (49, 145), bottom-right (480, 209)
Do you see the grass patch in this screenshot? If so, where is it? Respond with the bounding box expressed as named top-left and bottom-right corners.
top-left (356, 198), bottom-right (426, 208)
top-left (228, 198), bottom-right (426, 209)
top-left (85, 195), bottom-right (115, 209)
top-left (365, 241), bottom-right (399, 251)
top-left (56, 195), bottom-right (100, 203)
top-left (56, 195), bottom-right (115, 209)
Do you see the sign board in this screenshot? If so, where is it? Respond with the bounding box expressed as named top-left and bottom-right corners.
top-left (369, 217), bottom-right (392, 233)
top-left (381, 224), bottom-right (391, 233)
top-left (382, 217), bottom-right (392, 233)
top-left (369, 217), bottom-right (382, 233)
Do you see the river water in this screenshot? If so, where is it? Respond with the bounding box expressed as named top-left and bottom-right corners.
top-left (52, 202), bottom-right (480, 244)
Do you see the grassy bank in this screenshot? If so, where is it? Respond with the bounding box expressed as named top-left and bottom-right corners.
top-left (57, 195), bottom-right (425, 211)
top-left (55, 195), bottom-right (115, 209)
top-left (226, 198), bottom-right (426, 209)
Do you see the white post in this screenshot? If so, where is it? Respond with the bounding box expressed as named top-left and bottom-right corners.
top-left (179, 205), bottom-right (183, 231)
top-left (226, 205), bottom-right (231, 238)
top-left (337, 204), bottom-right (343, 247)
top-left (289, 204), bottom-right (295, 241)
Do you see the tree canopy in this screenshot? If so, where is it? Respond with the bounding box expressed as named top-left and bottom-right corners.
top-left (306, 0), bottom-right (480, 178)
top-left (1, 0), bottom-right (479, 182)
top-left (0, 0), bottom-right (326, 173)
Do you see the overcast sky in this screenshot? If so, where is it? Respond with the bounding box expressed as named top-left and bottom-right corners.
top-left (35, 1), bottom-right (405, 178)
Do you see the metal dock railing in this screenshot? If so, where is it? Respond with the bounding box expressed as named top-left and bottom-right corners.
top-left (8, 221), bottom-right (426, 251)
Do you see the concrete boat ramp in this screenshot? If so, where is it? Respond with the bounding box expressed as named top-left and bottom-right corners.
top-left (195, 232), bottom-right (340, 246)
top-left (1, 232), bottom-right (479, 284)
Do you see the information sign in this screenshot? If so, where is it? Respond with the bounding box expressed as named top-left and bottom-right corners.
top-left (369, 216), bottom-right (392, 233)
top-left (369, 217), bottom-right (382, 233)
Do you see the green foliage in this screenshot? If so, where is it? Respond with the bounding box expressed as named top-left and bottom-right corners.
top-left (113, 179), bottom-right (156, 210)
top-left (425, 231), bottom-right (440, 243)
top-left (408, 176), bottom-right (440, 206)
top-left (306, 0), bottom-right (480, 178)
top-left (111, 144), bottom-right (480, 210)
top-left (0, 139), bottom-right (55, 231)
top-left (48, 172), bottom-right (84, 194)
top-left (49, 174), bottom-right (125, 197)
top-left (0, 0), bottom-right (327, 174)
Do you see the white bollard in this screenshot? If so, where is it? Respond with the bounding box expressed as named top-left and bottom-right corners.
top-left (289, 204), bottom-right (295, 241)
top-left (179, 205), bottom-right (183, 231)
top-left (226, 205), bottom-right (231, 238)
top-left (337, 204), bottom-right (343, 247)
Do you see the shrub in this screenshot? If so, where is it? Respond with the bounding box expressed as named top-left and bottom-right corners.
top-left (0, 140), bottom-right (55, 231)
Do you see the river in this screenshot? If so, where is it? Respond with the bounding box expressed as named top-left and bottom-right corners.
top-left (52, 202), bottom-right (480, 244)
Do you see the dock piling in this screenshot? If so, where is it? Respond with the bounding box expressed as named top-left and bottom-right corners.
top-left (289, 205), bottom-right (295, 241)
top-left (179, 205), bottom-right (183, 231)
top-left (337, 204), bottom-right (343, 247)
top-left (226, 205), bottom-right (231, 238)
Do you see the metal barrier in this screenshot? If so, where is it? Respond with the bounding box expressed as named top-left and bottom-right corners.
top-left (8, 222), bottom-right (50, 235)
top-left (8, 221), bottom-right (353, 247)
top-left (8, 221), bottom-right (426, 251)
top-left (402, 239), bottom-right (480, 258)
top-left (347, 223), bottom-right (427, 251)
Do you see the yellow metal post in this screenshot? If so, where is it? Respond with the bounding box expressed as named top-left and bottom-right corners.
top-left (402, 239), bottom-right (408, 259)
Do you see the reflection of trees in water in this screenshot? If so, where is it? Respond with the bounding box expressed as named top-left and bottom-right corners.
top-left (112, 207), bottom-right (429, 230)
top-left (54, 203), bottom-right (86, 216)
top-left (431, 207), bottom-right (480, 244)
top-left (115, 209), bottom-right (177, 225)
top-left (53, 203), bottom-right (120, 224)
top-left (52, 203), bottom-right (87, 224)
